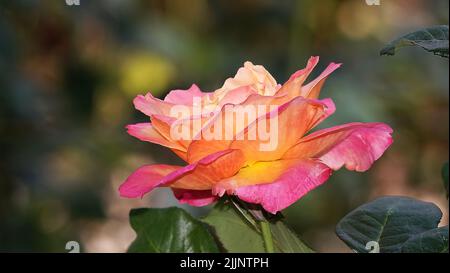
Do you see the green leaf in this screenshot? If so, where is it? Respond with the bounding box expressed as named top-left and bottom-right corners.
top-left (442, 162), bottom-right (449, 197)
top-left (336, 196), bottom-right (443, 253)
top-left (202, 201), bottom-right (313, 253)
top-left (202, 202), bottom-right (265, 252)
top-left (380, 25), bottom-right (449, 58)
top-left (402, 226), bottom-right (449, 253)
top-left (128, 207), bottom-right (220, 253)
top-left (270, 220), bottom-right (314, 253)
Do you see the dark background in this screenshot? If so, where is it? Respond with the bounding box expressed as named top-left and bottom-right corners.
top-left (0, 0), bottom-right (448, 252)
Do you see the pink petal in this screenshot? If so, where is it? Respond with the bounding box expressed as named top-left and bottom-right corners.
top-left (172, 189), bottom-right (217, 206)
top-left (276, 56), bottom-right (341, 100)
top-left (283, 122), bottom-right (393, 172)
top-left (119, 149), bottom-right (245, 198)
top-left (119, 164), bottom-right (180, 198)
top-left (275, 56), bottom-right (320, 98)
top-left (300, 62), bottom-right (342, 99)
top-left (218, 85), bottom-right (256, 106)
top-left (164, 84), bottom-right (206, 105)
top-left (234, 159), bottom-right (332, 214)
top-left (287, 56), bottom-right (320, 81)
top-left (133, 93), bottom-right (174, 117)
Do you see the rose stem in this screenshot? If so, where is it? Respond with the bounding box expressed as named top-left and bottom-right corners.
top-left (260, 220), bottom-right (275, 253)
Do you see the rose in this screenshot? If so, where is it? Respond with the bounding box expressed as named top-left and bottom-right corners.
top-left (119, 56), bottom-right (393, 214)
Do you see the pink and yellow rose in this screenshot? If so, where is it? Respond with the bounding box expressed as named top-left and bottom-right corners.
top-left (119, 56), bottom-right (393, 214)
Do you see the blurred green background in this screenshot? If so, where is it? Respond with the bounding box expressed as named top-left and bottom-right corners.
top-left (0, 0), bottom-right (448, 252)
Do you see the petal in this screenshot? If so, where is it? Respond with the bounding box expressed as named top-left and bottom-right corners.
top-left (214, 159), bottom-right (301, 193)
top-left (276, 57), bottom-right (341, 100)
top-left (230, 159), bottom-right (332, 214)
top-left (119, 149), bottom-right (246, 198)
top-left (239, 91), bottom-right (288, 107)
top-left (300, 62), bottom-right (341, 99)
top-left (187, 138), bottom-right (233, 164)
top-left (172, 189), bottom-right (217, 207)
top-left (150, 114), bottom-right (177, 139)
top-left (287, 56), bottom-right (320, 81)
top-left (150, 115), bottom-right (189, 160)
top-left (151, 113), bottom-right (202, 148)
top-left (215, 61), bottom-right (278, 98)
top-left (119, 164), bottom-right (180, 198)
top-left (185, 92), bottom-right (301, 164)
top-left (229, 97), bottom-right (333, 164)
top-left (169, 149), bottom-right (246, 190)
top-left (133, 92), bottom-right (174, 117)
top-left (158, 111), bottom-right (221, 157)
top-left (276, 56), bottom-right (319, 98)
top-left (164, 84), bottom-right (206, 105)
top-left (218, 85), bottom-right (256, 106)
top-left (187, 96), bottom-right (333, 164)
top-left (126, 122), bottom-right (186, 151)
top-left (283, 122), bottom-right (393, 172)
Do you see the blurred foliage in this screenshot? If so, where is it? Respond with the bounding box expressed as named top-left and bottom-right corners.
top-left (0, 0), bottom-right (448, 252)
top-left (380, 25), bottom-right (448, 58)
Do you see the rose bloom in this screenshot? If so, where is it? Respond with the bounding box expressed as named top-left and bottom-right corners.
top-left (120, 57), bottom-right (393, 214)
